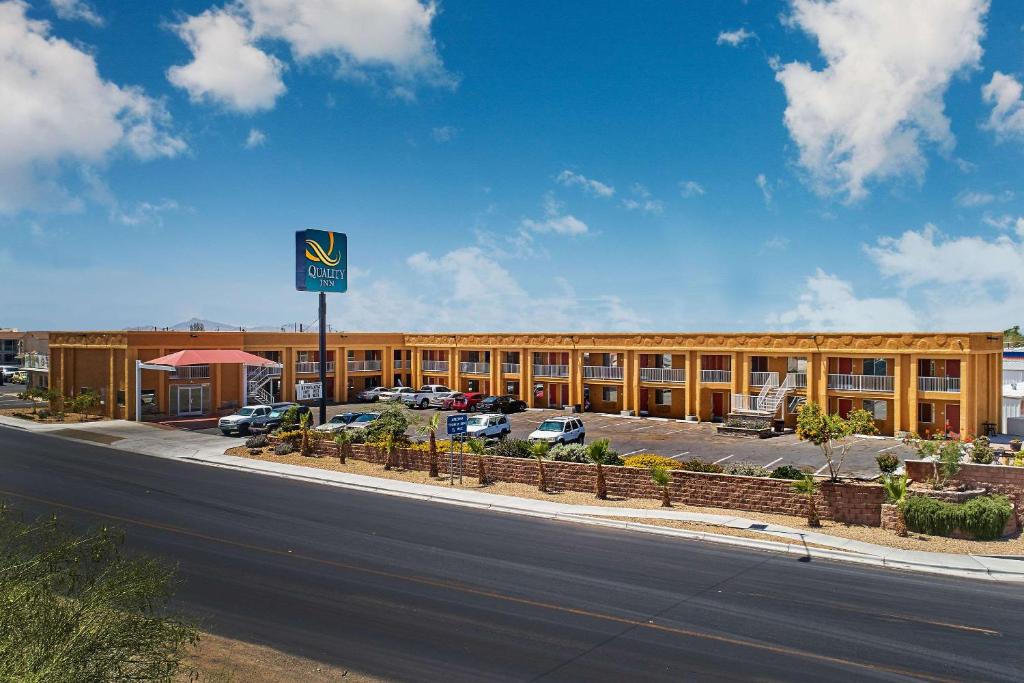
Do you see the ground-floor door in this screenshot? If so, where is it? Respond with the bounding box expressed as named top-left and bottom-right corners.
top-left (711, 392), bottom-right (725, 420)
top-left (837, 398), bottom-right (853, 418)
top-left (946, 404), bottom-right (961, 434)
top-left (173, 384), bottom-right (206, 417)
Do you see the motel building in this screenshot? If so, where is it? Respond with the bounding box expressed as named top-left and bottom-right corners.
top-left (46, 330), bottom-right (1004, 438)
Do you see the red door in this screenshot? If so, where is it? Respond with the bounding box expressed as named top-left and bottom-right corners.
top-left (640, 389), bottom-right (649, 413)
top-left (945, 360), bottom-right (961, 378)
top-left (946, 404), bottom-right (960, 434)
top-left (838, 398), bottom-right (854, 418)
top-left (837, 358), bottom-right (853, 374)
top-left (712, 392), bottom-right (724, 419)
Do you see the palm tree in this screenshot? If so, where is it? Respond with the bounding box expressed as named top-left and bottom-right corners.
top-left (382, 432), bottom-right (395, 471)
top-left (531, 441), bottom-right (550, 492)
top-left (880, 473), bottom-right (909, 537)
top-left (333, 430), bottom-right (352, 464)
top-left (650, 466), bottom-right (672, 507)
top-left (416, 413), bottom-right (442, 477)
top-left (586, 438), bottom-right (615, 499)
top-left (791, 475), bottom-right (821, 527)
top-left (299, 412), bottom-right (313, 457)
top-left (466, 438), bottom-right (489, 485)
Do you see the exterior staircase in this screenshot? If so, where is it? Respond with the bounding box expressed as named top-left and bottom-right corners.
top-left (719, 373), bottom-right (801, 438)
top-left (246, 364), bottom-right (281, 405)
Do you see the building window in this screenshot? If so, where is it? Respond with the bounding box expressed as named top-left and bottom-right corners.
top-left (655, 389), bottom-right (672, 406)
top-left (787, 357), bottom-right (808, 373)
top-left (918, 359), bottom-right (935, 377)
top-left (751, 356), bottom-right (769, 373)
top-left (863, 358), bottom-right (888, 376)
top-left (602, 387), bottom-right (618, 402)
top-left (661, 353), bottom-right (672, 369)
top-left (918, 402), bottom-right (933, 424)
top-left (863, 399), bottom-right (887, 421)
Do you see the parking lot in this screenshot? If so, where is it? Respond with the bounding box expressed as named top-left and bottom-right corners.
top-left (236, 400), bottom-right (915, 478)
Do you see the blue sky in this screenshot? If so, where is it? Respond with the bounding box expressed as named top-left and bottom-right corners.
top-left (2, 0), bottom-right (1023, 332)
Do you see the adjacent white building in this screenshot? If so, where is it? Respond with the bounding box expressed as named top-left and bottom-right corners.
top-left (1004, 350), bottom-right (1024, 435)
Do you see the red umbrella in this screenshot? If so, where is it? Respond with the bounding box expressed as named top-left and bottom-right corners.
top-left (145, 349), bottom-right (280, 367)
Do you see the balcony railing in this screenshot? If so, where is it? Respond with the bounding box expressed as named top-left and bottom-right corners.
top-left (533, 364), bottom-right (569, 378)
top-left (422, 360), bottom-right (449, 373)
top-left (296, 361), bottom-right (335, 374)
top-left (22, 353), bottom-right (49, 370)
top-left (640, 367), bottom-right (685, 383)
top-left (750, 371), bottom-right (779, 386)
top-left (919, 376), bottom-right (960, 393)
top-left (583, 365), bottom-right (624, 381)
top-left (348, 360), bottom-right (381, 372)
top-left (502, 363), bottom-right (520, 374)
top-left (700, 369), bottom-right (732, 384)
top-left (170, 365), bottom-right (210, 380)
top-left (789, 372), bottom-right (807, 388)
top-left (828, 374), bottom-right (894, 392)
top-left (460, 361), bottom-right (490, 374)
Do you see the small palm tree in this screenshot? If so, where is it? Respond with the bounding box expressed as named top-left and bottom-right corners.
top-left (792, 475), bottom-right (821, 527)
top-left (466, 438), bottom-right (489, 485)
top-left (333, 430), bottom-right (352, 464)
top-left (531, 441), bottom-right (550, 492)
top-left (416, 413), bottom-right (442, 478)
top-left (586, 438), bottom-right (614, 499)
top-left (880, 473), bottom-right (909, 537)
top-left (650, 466), bottom-right (672, 507)
top-left (382, 431), bottom-right (395, 471)
top-left (299, 412), bottom-right (313, 457)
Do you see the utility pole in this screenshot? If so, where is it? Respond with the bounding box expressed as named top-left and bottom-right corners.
top-left (318, 291), bottom-right (327, 425)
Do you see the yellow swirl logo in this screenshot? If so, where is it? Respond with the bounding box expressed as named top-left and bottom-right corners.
top-left (305, 231), bottom-right (340, 267)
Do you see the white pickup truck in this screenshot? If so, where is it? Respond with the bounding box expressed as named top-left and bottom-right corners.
top-left (400, 384), bottom-right (454, 409)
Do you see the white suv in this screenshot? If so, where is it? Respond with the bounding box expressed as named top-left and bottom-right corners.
top-left (466, 413), bottom-right (511, 440)
top-left (528, 416), bottom-right (585, 445)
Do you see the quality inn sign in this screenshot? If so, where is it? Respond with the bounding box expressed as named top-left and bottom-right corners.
top-left (295, 229), bottom-right (347, 293)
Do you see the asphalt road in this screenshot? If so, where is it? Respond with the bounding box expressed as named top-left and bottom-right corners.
top-left (2, 427), bottom-right (1021, 682)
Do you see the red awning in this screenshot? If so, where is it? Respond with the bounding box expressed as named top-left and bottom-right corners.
top-left (145, 350), bottom-right (281, 367)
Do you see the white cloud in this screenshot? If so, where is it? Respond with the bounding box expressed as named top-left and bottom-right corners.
top-left (716, 27), bottom-right (755, 47)
top-left (678, 180), bottom-right (705, 197)
top-left (521, 194), bottom-right (589, 235)
top-left (167, 8), bottom-right (286, 112)
top-left (556, 170), bottom-right (615, 197)
top-left (774, 0), bottom-right (987, 201)
top-left (621, 183), bottom-right (663, 214)
top-left (0, 1), bottom-right (184, 213)
top-left (767, 269), bottom-right (921, 331)
top-left (954, 189), bottom-right (1012, 207)
top-left (764, 236), bottom-right (789, 250)
top-left (982, 214), bottom-right (1024, 231)
top-left (112, 199), bottom-right (182, 227)
top-left (431, 125), bottom-right (458, 143)
top-left (245, 127), bottom-right (267, 148)
top-left (49, 0), bottom-right (101, 25)
top-left (755, 173), bottom-right (773, 205)
top-left (981, 71), bottom-right (1024, 141)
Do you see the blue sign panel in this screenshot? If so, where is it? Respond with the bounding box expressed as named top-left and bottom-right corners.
top-left (446, 413), bottom-right (468, 436)
top-left (295, 229), bottom-right (347, 293)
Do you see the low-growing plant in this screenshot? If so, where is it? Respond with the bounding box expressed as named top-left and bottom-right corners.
top-left (880, 474), bottom-right (909, 537)
top-left (622, 454), bottom-right (681, 470)
top-left (650, 466), bottom-right (672, 507)
top-left (244, 434), bottom-right (269, 449)
top-left (902, 494), bottom-right (1012, 540)
top-left (492, 438), bottom-right (532, 459)
top-left (279, 405), bottom-right (301, 430)
top-left (677, 458), bottom-right (724, 474)
top-left (723, 462), bottom-right (770, 477)
top-left (971, 435), bottom-right (994, 464)
top-left (548, 443), bottom-right (590, 463)
top-left (875, 452), bottom-right (899, 474)
top-left (769, 465), bottom-right (805, 480)
top-left (791, 475), bottom-right (821, 527)
top-left (275, 429), bottom-right (302, 447)
top-left (273, 441), bottom-right (294, 456)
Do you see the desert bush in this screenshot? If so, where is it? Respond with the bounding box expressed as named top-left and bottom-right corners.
top-left (273, 442), bottom-right (294, 456)
top-left (722, 462), bottom-right (769, 477)
top-left (875, 452), bottom-right (900, 474)
top-left (244, 434), bottom-right (269, 449)
top-left (549, 443), bottom-right (624, 466)
top-left (275, 429), bottom-right (302, 447)
top-left (769, 465), bottom-right (805, 480)
top-left (279, 406), bottom-right (301, 430)
top-left (970, 435), bottom-right (994, 464)
top-left (622, 454), bottom-right (681, 470)
top-left (902, 494), bottom-right (1012, 540)
top-left (492, 438), bottom-right (533, 459)
top-left (677, 458), bottom-right (724, 474)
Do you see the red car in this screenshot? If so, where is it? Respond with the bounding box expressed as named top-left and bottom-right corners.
top-left (450, 392), bottom-right (488, 412)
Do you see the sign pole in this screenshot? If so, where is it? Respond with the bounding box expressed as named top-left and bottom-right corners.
top-left (318, 291), bottom-right (327, 426)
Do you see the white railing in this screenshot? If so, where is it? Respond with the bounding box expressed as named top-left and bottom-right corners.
top-left (296, 361), bottom-right (335, 374)
top-left (22, 353), bottom-right (49, 370)
top-left (170, 365), bottom-right (210, 380)
top-left (640, 367), bottom-right (685, 383)
top-left (583, 365), bottom-right (623, 380)
top-left (919, 376), bottom-right (960, 393)
top-left (828, 374), bottom-right (894, 392)
top-left (701, 369), bottom-right (732, 383)
top-left (348, 360), bottom-right (381, 372)
top-left (788, 372), bottom-right (807, 388)
top-left (731, 394), bottom-right (760, 413)
top-left (422, 360), bottom-right (449, 373)
top-left (750, 371), bottom-right (778, 386)
top-left (533, 364), bottom-right (569, 378)
top-left (502, 363), bottom-right (520, 374)
top-left (460, 361), bottom-right (490, 374)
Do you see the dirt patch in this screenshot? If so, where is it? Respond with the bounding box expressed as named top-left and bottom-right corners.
top-left (224, 446), bottom-right (1022, 556)
top-left (179, 631), bottom-right (381, 682)
top-left (49, 429), bottom-right (124, 445)
top-left (0, 408), bottom-right (106, 424)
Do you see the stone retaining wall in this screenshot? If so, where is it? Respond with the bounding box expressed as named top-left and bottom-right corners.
top-left (905, 460), bottom-right (1024, 517)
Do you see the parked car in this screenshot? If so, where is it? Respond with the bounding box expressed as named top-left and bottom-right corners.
top-left (434, 391), bottom-right (462, 409)
top-left (344, 412), bottom-right (380, 431)
top-left (251, 402), bottom-right (310, 431)
top-left (356, 386), bottom-right (387, 402)
top-left (401, 384), bottom-right (454, 409)
top-left (473, 395), bottom-right (527, 414)
top-left (381, 387), bottom-right (415, 402)
top-left (315, 411), bottom-right (364, 433)
top-left (528, 416), bottom-right (585, 445)
top-left (11, 371), bottom-right (28, 384)
top-left (218, 405), bottom-right (272, 436)
top-left (466, 413), bottom-right (511, 440)
top-left (0, 366), bottom-right (20, 382)
top-left (451, 392), bottom-right (488, 412)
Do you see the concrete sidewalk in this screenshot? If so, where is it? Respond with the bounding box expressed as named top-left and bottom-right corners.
top-left (3, 414), bottom-right (1022, 582)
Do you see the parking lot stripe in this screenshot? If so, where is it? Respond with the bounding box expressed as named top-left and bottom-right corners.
top-left (632, 425), bottom-right (655, 431)
top-left (764, 457), bottom-right (783, 468)
top-left (670, 451), bottom-right (690, 460)
top-left (620, 449), bottom-right (645, 457)
top-left (712, 454), bottom-right (734, 464)
top-left (813, 464), bottom-right (830, 475)
top-left (877, 445), bottom-right (899, 453)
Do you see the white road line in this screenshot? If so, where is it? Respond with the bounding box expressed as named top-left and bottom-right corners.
top-left (712, 454), bottom-right (735, 464)
top-left (632, 425), bottom-right (655, 432)
top-left (877, 444), bottom-right (899, 453)
top-left (620, 449), bottom-right (645, 457)
top-left (764, 457), bottom-right (783, 468)
top-left (669, 451), bottom-right (690, 460)
top-left (813, 464), bottom-right (830, 476)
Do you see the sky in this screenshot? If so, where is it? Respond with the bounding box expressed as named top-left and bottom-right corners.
top-left (1, 0), bottom-right (1023, 333)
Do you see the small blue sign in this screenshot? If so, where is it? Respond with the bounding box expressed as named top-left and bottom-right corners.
top-left (295, 229), bottom-right (347, 293)
top-left (446, 413), bottom-right (468, 435)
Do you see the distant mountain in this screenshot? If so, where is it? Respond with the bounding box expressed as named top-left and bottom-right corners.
top-left (126, 317), bottom-right (288, 332)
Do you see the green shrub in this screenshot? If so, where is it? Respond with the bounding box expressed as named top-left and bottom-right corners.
top-left (723, 462), bottom-right (769, 477)
top-left (677, 458), bottom-right (724, 474)
top-left (245, 434), bottom-right (269, 449)
top-left (279, 406), bottom-right (300, 430)
top-left (875, 452), bottom-right (899, 474)
top-left (970, 435), bottom-right (994, 464)
top-left (902, 494), bottom-right (1012, 540)
top-left (275, 429), bottom-right (302, 447)
top-left (492, 438), bottom-right (532, 459)
top-left (623, 454), bottom-right (681, 470)
top-left (273, 442), bottom-right (294, 456)
top-left (550, 443), bottom-right (623, 466)
top-left (769, 465), bottom-right (805, 480)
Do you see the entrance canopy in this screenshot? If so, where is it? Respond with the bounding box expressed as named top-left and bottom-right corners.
top-left (146, 349), bottom-right (281, 367)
